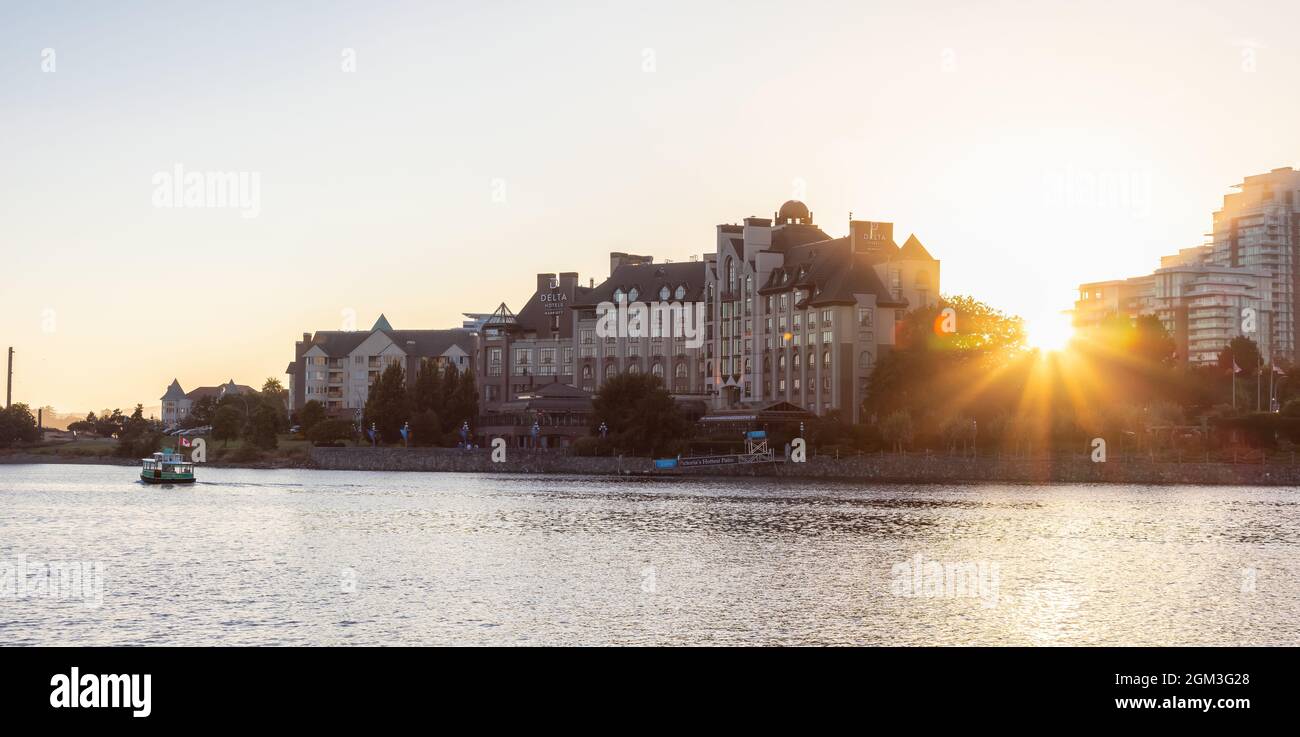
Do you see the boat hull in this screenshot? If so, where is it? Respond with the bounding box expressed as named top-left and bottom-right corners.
top-left (140, 473), bottom-right (196, 484)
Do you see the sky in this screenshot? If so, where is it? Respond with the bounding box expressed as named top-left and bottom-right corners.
top-left (1, 0), bottom-right (1298, 414)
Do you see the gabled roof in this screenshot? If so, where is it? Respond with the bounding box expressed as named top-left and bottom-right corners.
top-left (574, 261), bottom-right (707, 307)
top-left (898, 234), bottom-right (935, 261)
top-left (758, 237), bottom-right (908, 308)
top-left (161, 379), bottom-right (186, 401)
top-left (298, 316), bottom-right (476, 359)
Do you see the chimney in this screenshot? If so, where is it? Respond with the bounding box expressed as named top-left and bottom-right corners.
top-left (559, 271), bottom-right (578, 294)
top-left (302, 332), bottom-right (311, 343)
top-left (537, 272), bottom-right (557, 294)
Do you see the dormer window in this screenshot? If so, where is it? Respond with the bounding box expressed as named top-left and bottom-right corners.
top-left (613, 288), bottom-right (626, 302)
top-left (660, 286), bottom-right (670, 301)
top-left (628, 287), bottom-right (639, 302)
top-left (675, 285), bottom-right (686, 300)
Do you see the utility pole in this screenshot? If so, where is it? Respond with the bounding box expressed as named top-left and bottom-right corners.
top-left (5, 347), bottom-right (12, 408)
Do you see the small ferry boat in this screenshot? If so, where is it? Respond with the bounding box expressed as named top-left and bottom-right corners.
top-left (140, 448), bottom-right (196, 484)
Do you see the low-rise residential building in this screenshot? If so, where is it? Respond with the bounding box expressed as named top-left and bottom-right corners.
top-left (287, 314), bottom-right (476, 418)
top-left (160, 378), bottom-right (257, 428)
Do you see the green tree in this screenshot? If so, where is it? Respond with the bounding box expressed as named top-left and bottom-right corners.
top-left (364, 362), bottom-right (409, 443)
top-left (591, 373), bottom-right (691, 456)
top-left (247, 404), bottom-right (279, 450)
top-left (212, 405), bottom-right (242, 447)
top-left (0, 403), bottom-right (41, 447)
top-left (409, 409), bottom-right (442, 447)
top-left (879, 410), bottom-right (914, 452)
top-left (308, 419), bottom-right (354, 445)
top-left (298, 400), bottom-right (327, 434)
top-left (409, 359), bottom-right (443, 413)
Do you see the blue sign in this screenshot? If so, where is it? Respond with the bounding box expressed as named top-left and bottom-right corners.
top-left (747, 430), bottom-right (767, 440)
top-left (654, 458), bottom-right (679, 469)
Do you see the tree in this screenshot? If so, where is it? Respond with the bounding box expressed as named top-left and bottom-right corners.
top-left (308, 419), bottom-right (354, 445)
top-left (247, 404), bottom-right (279, 450)
top-left (298, 400), bottom-right (327, 434)
top-left (364, 362), bottom-right (409, 443)
top-left (409, 359), bottom-right (443, 414)
top-left (591, 373), bottom-right (691, 456)
top-left (409, 409), bottom-right (442, 447)
top-left (0, 404), bottom-right (41, 447)
top-left (449, 369), bottom-right (478, 432)
top-left (188, 395), bottom-right (218, 427)
top-left (879, 410), bottom-right (914, 452)
top-left (212, 406), bottom-right (242, 447)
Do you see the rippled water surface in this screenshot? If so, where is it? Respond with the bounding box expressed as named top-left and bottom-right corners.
top-left (1, 464), bottom-right (1297, 645)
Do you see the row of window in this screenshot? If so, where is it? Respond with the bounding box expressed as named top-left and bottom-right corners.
top-left (611, 284), bottom-right (691, 303)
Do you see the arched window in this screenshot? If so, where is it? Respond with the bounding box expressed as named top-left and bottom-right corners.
top-left (778, 354), bottom-right (786, 371)
top-left (604, 365), bottom-right (617, 381)
top-left (859, 350), bottom-right (872, 368)
top-left (743, 357), bottom-right (751, 374)
top-left (659, 285), bottom-right (670, 301)
top-left (628, 363), bottom-right (640, 374)
top-left (613, 288), bottom-right (625, 303)
top-left (582, 365), bottom-right (593, 379)
top-left (674, 362), bottom-right (687, 378)
top-left (628, 287), bottom-right (639, 302)
top-left (726, 258), bottom-right (736, 293)
top-left (651, 362), bottom-right (664, 378)
top-left (675, 285), bottom-right (686, 300)
top-left (807, 351), bottom-right (815, 368)
top-left (823, 350), bottom-right (832, 369)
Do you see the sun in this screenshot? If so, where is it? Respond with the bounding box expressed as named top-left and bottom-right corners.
top-left (1024, 310), bottom-right (1075, 353)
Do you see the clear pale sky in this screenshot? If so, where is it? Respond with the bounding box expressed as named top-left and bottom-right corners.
top-left (1, 0), bottom-right (1297, 414)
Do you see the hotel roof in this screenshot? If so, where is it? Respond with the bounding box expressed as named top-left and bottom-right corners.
top-left (573, 261), bottom-right (707, 307)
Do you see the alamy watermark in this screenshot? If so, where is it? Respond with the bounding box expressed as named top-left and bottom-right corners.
top-left (0, 555), bottom-right (104, 608)
top-left (152, 163), bottom-right (261, 218)
top-left (595, 300), bottom-right (706, 348)
top-left (890, 553), bottom-right (1000, 609)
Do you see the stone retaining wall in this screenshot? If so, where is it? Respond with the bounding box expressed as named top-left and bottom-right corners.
top-left (307, 447), bottom-right (1300, 485)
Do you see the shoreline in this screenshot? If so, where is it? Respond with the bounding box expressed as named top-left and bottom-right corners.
top-left (7, 447), bottom-right (1300, 486)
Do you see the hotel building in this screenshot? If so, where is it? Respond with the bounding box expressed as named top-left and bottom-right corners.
top-left (703, 200), bottom-right (940, 422)
top-left (286, 314), bottom-right (477, 418)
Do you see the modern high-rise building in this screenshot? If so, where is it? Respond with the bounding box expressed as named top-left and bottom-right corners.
top-left (1204, 166), bottom-right (1300, 362)
top-left (1075, 166), bottom-right (1298, 366)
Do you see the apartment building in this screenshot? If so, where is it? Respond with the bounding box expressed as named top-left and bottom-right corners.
top-left (287, 314), bottom-right (476, 418)
top-left (1203, 166), bottom-right (1300, 362)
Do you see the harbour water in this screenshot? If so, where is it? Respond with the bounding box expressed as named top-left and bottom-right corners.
top-left (1, 464), bottom-right (1296, 646)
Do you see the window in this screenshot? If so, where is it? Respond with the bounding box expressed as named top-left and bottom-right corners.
top-left (822, 330), bottom-right (832, 344)
top-left (807, 351), bottom-right (815, 368)
top-left (613, 288), bottom-right (625, 303)
top-left (824, 350), bottom-right (832, 369)
top-left (628, 342), bottom-right (640, 357)
top-left (513, 348), bottom-right (532, 375)
top-left (674, 362), bottom-right (687, 379)
top-left (604, 365), bottom-right (617, 381)
top-left (353, 356), bottom-right (364, 364)
top-left (628, 287), bottom-right (639, 302)
top-left (628, 363), bottom-right (641, 374)
top-left (581, 328), bottom-right (594, 344)
top-left (563, 347), bottom-right (573, 368)
top-left (675, 285), bottom-right (686, 300)
top-left (822, 310), bottom-right (833, 325)
top-left (858, 307), bottom-right (872, 327)
top-left (651, 363), bottom-right (664, 378)
top-left (660, 285), bottom-right (670, 301)
top-left (487, 347), bottom-right (503, 376)
top-left (859, 350), bottom-right (872, 369)
top-left (538, 348), bottom-right (557, 375)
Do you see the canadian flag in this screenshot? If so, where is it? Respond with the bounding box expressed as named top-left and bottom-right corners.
top-left (1233, 359), bottom-right (1242, 374)
top-left (179, 437), bottom-right (191, 447)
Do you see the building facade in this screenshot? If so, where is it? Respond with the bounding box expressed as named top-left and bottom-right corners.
top-left (1203, 166), bottom-right (1300, 362)
top-left (702, 200), bottom-right (940, 422)
top-left (1074, 166), bottom-right (1300, 366)
top-left (287, 314), bottom-right (476, 418)
top-left (160, 379), bottom-right (256, 428)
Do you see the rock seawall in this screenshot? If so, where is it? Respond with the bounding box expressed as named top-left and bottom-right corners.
top-left (307, 447), bottom-right (1300, 485)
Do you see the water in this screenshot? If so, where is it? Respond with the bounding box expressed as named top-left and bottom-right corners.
top-left (0, 463), bottom-right (1296, 646)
